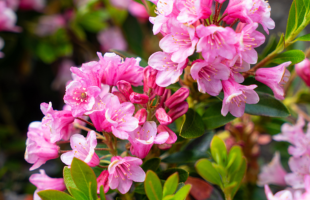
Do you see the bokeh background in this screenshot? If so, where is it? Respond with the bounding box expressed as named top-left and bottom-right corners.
top-left (0, 0), bottom-right (308, 199)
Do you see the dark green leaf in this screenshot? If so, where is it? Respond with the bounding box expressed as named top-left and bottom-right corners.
top-left (226, 146), bottom-right (243, 175)
top-left (195, 159), bottom-right (222, 186)
top-left (296, 92), bottom-right (310, 103)
top-left (179, 109), bottom-right (205, 139)
top-left (183, 131), bottom-right (214, 152)
top-left (71, 158), bottom-right (97, 200)
top-left (245, 92), bottom-right (290, 117)
top-left (297, 33), bottom-right (310, 41)
top-left (172, 184), bottom-right (192, 200)
top-left (202, 102), bottom-right (236, 130)
top-left (157, 168), bottom-right (189, 182)
top-left (162, 150), bottom-right (209, 164)
top-left (271, 50), bottom-right (305, 65)
top-left (37, 190), bottom-right (75, 200)
top-left (70, 187), bottom-right (88, 200)
top-left (163, 172), bottom-right (179, 197)
top-left (144, 171), bottom-right (163, 200)
top-left (285, 0), bottom-right (297, 40)
top-left (110, 49), bottom-right (148, 67)
top-left (295, 0), bottom-right (308, 29)
top-left (142, 158), bottom-right (161, 172)
top-left (63, 167), bottom-right (78, 195)
top-left (231, 157), bottom-right (247, 198)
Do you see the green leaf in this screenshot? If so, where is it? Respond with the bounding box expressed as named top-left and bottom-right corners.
top-left (275, 33), bottom-right (285, 52)
top-left (144, 171), bottom-right (163, 200)
top-left (297, 33), bottom-right (310, 41)
top-left (71, 158), bottom-right (97, 200)
top-left (230, 157), bottom-right (247, 198)
top-left (173, 184), bottom-right (192, 200)
top-left (226, 146), bottom-right (243, 175)
top-left (210, 136), bottom-right (227, 166)
top-left (245, 92), bottom-right (290, 117)
top-left (142, 158), bottom-right (161, 172)
top-left (110, 49), bottom-right (148, 67)
top-left (37, 190), bottom-right (75, 200)
top-left (157, 168), bottom-right (189, 183)
top-left (195, 159), bottom-right (222, 186)
top-left (285, 0), bottom-right (297, 40)
top-left (162, 150), bottom-right (209, 164)
top-left (63, 167), bottom-right (77, 195)
top-left (261, 35), bottom-right (277, 58)
top-left (295, 0), bottom-right (308, 29)
top-left (69, 187), bottom-right (88, 200)
top-left (271, 50), bottom-right (305, 65)
top-left (99, 186), bottom-right (107, 200)
top-left (179, 109), bottom-right (205, 139)
top-left (78, 10), bottom-right (109, 32)
top-left (163, 195), bottom-right (175, 200)
top-left (202, 102), bottom-right (236, 130)
top-left (163, 172), bottom-right (179, 197)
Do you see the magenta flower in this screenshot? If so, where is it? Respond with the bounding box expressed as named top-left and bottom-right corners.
top-left (40, 102), bottom-right (75, 143)
top-left (149, 14), bottom-right (170, 35)
top-left (60, 131), bottom-right (100, 167)
top-left (98, 52), bottom-right (144, 87)
top-left (143, 66), bottom-right (158, 92)
top-left (221, 78), bottom-right (259, 117)
top-left (25, 122), bottom-right (60, 171)
top-left (157, 125), bottom-right (177, 144)
top-left (30, 170), bottom-right (66, 200)
top-left (88, 93), bottom-right (139, 139)
top-left (108, 156), bottom-right (146, 194)
top-left (176, 0), bottom-right (212, 25)
top-left (134, 108), bottom-right (147, 125)
top-left (285, 155), bottom-right (310, 189)
top-left (36, 15), bottom-right (65, 36)
top-left (165, 87), bottom-right (189, 108)
top-left (117, 80), bottom-right (133, 100)
top-left (98, 27), bottom-right (127, 52)
top-left (223, 0), bottom-right (253, 25)
top-left (148, 51), bottom-right (188, 87)
top-left (129, 92), bottom-right (149, 104)
top-left (301, 175), bottom-right (310, 200)
top-left (63, 79), bottom-right (101, 117)
top-left (258, 152), bottom-right (287, 186)
top-left (19, 0), bottom-right (46, 11)
top-left (156, 0), bottom-right (175, 17)
top-left (128, 121), bottom-right (169, 158)
top-left (196, 25), bottom-right (238, 61)
top-left (0, 2), bottom-right (21, 32)
top-left (97, 170), bottom-right (110, 194)
top-left (264, 185), bottom-right (293, 200)
top-left (159, 23), bottom-right (198, 63)
top-left (255, 62), bottom-right (291, 100)
top-left (128, 1), bottom-right (149, 21)
top-left (295, 59), bottom-right (310, 87)
top-left (236, 23), bottom-right (265, 64)
top-left (155, 108), bottom-right (172, 125)
top-left (167, 101), bottom-right (189, 121)
top-left (225, 55), bottom-right (250, 83)
top-left (190, 58), bottom-right (230, 96)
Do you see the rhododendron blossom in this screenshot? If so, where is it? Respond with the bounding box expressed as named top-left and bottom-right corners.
top-left (0, 2), bottom-right (21, 32)
top-left (295, 58), bottom-right (310, 87)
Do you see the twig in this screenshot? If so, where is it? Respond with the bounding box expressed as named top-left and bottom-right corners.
top-left (95, 148), bottom-right (110, 151)
top-left (74, 123), bottom-right (105, 140)
top-left (284, 70), bottom-right (297, 93)
top-left (97, 165), bottom-right (108, 169)
top-left (76, 117), bottom-right (94, 127)
top-left (230, 19), bottom-right (239, 27)
top-left (59, 150), bottom-right (71, 154)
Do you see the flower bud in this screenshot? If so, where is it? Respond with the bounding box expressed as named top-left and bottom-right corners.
top-left (295, 59), bottom-right (310, 86)
top-left (134, 108), bottom-right (147, 125)
top-left (167, 101), bottom-right (189, 122)
top-left (159, 89), bottom-right (171, 108)
top-left (112, 91), bottom-right (127, 103)
top-left (97, 170), bottom-right (110, 194)
top-left (165, 87), bottom-right (190, 109)
top-left (130, 92), bottom-right (149, 104)
top-left (154, 85), bottom-right (166, 96)
top-left (155, 108), bottom-right (172, 125)
top-left (158, 143), bottom-right (172, 150)
top-left (117, 80), bottom-right (133, 100)
top-left (143, 66), bottom-right (158, 92)
top-left (157, 125), bottom-right (177, 144)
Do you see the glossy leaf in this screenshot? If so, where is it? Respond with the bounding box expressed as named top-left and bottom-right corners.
top-left (37, 190), bottom-right (75, 200)
top-left (162, 150), bottom-right (209, 164)
top-left (163, 172), bottom-right (179, 197)
top-left (297, 33), bottom-right (310, 41)
top-left (285, 0), bottom-right (297, 40)
top-left (245, 92), bottom-right (290, 117)
top-left (179, 109), bottom-right (205, 139)
top-left (210, 136), bottom-right (227, 166)
top-left (71, 158), bottom-right (97, 200)
top-left (157, 168), bottom-right (189, 183)
top-left (70, 187), bottom-right (88, 200)
top-left (173, 184), bottom-right (192, 200)
top-left (100, 186), bottom-right (107, 200)
top-left (230, 157), bottom-right (247, 198)
top-left (144, 171), bottom-right (163, 200)
top-left (275, 33), bottom-right (285, 52)
top-left (142, 158), bottom-right (161, 172)
top-left (63, 167), bottom-right (77, 195)
top-left (226, 146), bottom-right (243, 175)
top-left (195, 159), bottom-right (222, 186)
top-left (271, 50), bottom-right (305, 65)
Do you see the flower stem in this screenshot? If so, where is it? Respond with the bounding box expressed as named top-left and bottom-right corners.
top-left (76, 117), bottom-right (94, 127)
top-left (95, 148), bottom-right (110, 151)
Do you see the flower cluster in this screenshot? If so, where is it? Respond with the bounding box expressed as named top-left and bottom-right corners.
top-left (258, 116), bottom-right (310, 200)
top-left (148, 0), bottom-right (291, 117)
top-left (25, 52), bottom-right (189, 198)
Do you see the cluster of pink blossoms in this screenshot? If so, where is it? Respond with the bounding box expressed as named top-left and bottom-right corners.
top-left (258, 116), bottom-right (310, 200)
top-left (25, 52), bottom-right (189, 197)
top-left (148, 0), bottom-right (291, 117)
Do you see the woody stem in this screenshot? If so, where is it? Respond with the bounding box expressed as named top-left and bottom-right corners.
top-left (76, 117), bottom-right (94, 127)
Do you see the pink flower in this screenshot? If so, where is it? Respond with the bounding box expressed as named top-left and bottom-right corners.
top-left (36, 15), bottom-right (65, 36)
top-left (157, 125), bottom-right (177, 144)
top-left (60, 131), bottom-right (100, 167)
top-left (176, 0), bottom-right (212, 25)
top-left (134, 108), bottom-right (147, 125)
top-left (258, 152), bottom-right (287, 186)
top-left (295, 59), bottom-right (310, 87)
top-left (98, 52), bottom-right (144, 87)
top-left (1, 0), bottom-right (19, 10)
top-left (30, 170), bottom-right (66, 200)
top-left (25, 122), bottom-right (60, 171)
top-left (52, 59), bottom-right (75, 91)
top-left (255, 62), bottom-right (291, 100)
top-left (148, 51), bottom-right (188, 87)
top-left (0, 2), bottom-right (21, 32)
top-left (264, 185), bottom-right (293, 200)
top-left (128, 1), bottom-right (149, 21)
top-left (97, 170), bottom-right (110, 194)
top-left (165, 87), bottom-right (189, 108)
top-left (19, 0), bottom-right (46, 11)
top-left (221, 78), bottom-right (259, 117)
top-left (167, 101), bottom-right (189, 121)
top-left (129, 121), bottom-right (169, 158)
top-left (63, 79), bottom-right (101, 117)
top-left (223, 0), bottom-right (252, 24)
top-left (117, 80), bottom-right (133, 100)
top-left (40, 102), bottom-right (75, 143)
top-left (285, 155), bottom-right (310, 189)
top-left (71, 60), bottom-right (102, 88)
top-left (301, 175), bottom-right (310, 200)
top-left (98, 27), bottom-right (127, 52)
top-left (0, 37), bottom-right (4, 58)
top-left (155, 108), bottom-right (172, 125)
top-left (143, 66), bottom-right (158, 92)
top-left (159, 22), bottom-right (198, 63)
top-left (224, 55), bottom-right (250, 83)
top-left (236, 23), bottom-right (265, 64)
top-left (156, 0), bottom-right (175, 17)
top-left (108, 156), bottom-right (146, 194)
top-left (196, 25), bottom-right (238, 61)
top-left (129, 92), bottom-right (149, 104)
top-left (88, 93), bottom-right (139, 139)
top-left (190, 58), bottom-right (230, 96)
